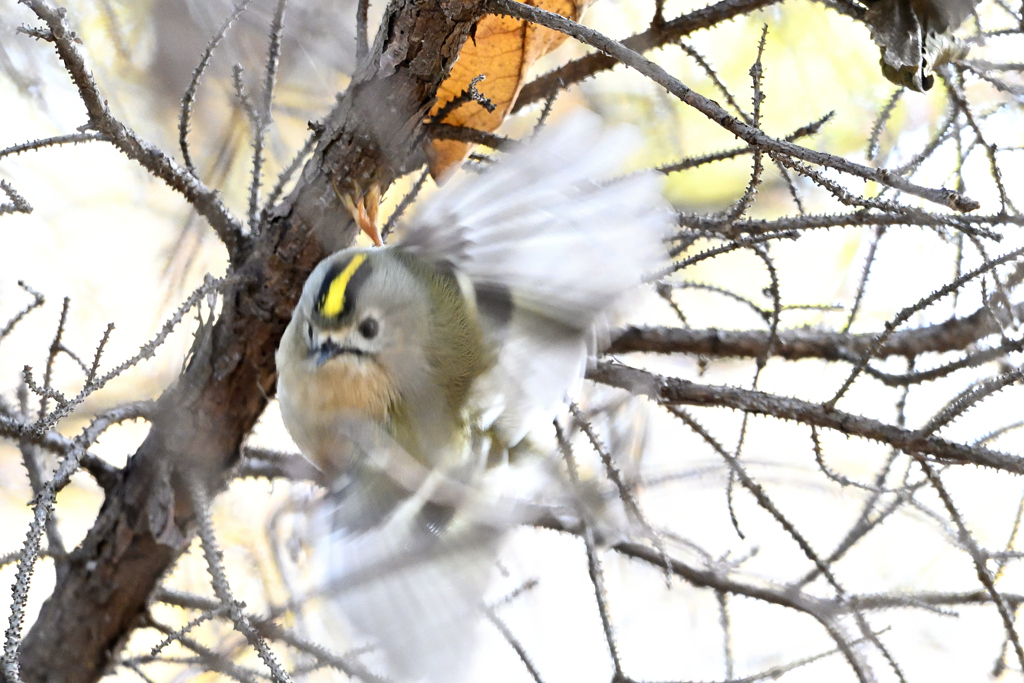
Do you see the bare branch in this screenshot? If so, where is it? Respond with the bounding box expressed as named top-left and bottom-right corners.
top-left (590, 362), bottom-right (1024, 474)
top-left (0, 180), bottom-right (31, 216)
top-left (233, 447), bottom-right (320, 482)
top-left (0, 132), bottom-right (107, 162)
top-left (490, 0), bottom-right (981, 213)
top-left (657, 112), bottom-right (834, 174)
top-left (913, 456), bottom-right (1024, 671)
top-left (261, 128), bottom-right (318, 224)
top-left (0, 282), bottom-right (44, 344)
top-left (179, 0), bottom-right (254, 175)
top-left (20, 0), bottom-right (247, 259)
top-left (30, 276), bottom-right (220, 434)
top-left (426, 122), bottom-right (515, 150)
top-left (554, 421), bottom-right (624, 681)
top-left (2, 412), bottom-right (102, 681)
top-left (827, 243), bottom-right (1024, 408)
top-left (248, 0), bottom-right (289, 231)
top-left (609, 300), bottom-right (1024, 361)
top-left (381, 167), bottom-right (429, 242)
top-left (512, 0), bottom-right (783, 114)
top-left (188, 476), bottom-right (292, 683)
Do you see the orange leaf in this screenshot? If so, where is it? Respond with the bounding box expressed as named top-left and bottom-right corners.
top-left (426, 0), bottom-right (591, 180)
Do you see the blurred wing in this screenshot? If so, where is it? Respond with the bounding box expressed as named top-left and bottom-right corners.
top-left (306, 420), bottom-right (506, 683)
top-left (315, 500), bottom-right (502, 683)
top-left (400, 111), bottom-right (672, 444)
top-left (401, 110), bottom-right (671, 330)
top-left (293, 422), bottom-right (615, 682)
top-left (469, 310), bottom-right (588, 447)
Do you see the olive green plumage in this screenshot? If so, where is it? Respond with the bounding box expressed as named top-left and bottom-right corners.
top-left (273, 112), bottom-right (672, 683)
top-left (396, 250), bottom-right (492, 425)
top-left (275, 247), bottom-right (495, 475)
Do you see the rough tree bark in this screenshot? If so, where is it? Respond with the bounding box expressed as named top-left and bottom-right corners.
top-left (17, 1), bottom-right (486, 680)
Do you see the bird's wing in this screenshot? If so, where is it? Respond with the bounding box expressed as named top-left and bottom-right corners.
top-left (312, 489), bottom-right (502, 683)
top-left (400, 110), bottom-right (670, 330)
top-left (400, 111), bottom-right (672, 445)
top-left (300, 418), bottom-right (552, 683)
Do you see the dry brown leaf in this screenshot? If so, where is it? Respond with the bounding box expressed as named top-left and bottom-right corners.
top-left (426, 0), bottom-right (591, 179)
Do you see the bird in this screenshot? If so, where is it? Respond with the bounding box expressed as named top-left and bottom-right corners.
top-left (274, 111), bottom-right (671, 682)
top-left (863, 0), bottom-right (978, 91)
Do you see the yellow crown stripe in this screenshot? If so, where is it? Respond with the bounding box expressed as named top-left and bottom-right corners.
top-left (321, 253), bottom-right (368, 318)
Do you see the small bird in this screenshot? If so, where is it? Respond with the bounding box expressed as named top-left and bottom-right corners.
top-left (275, 112), bottom-right (670, 681)
top-left (863, 0), bottom-right (978, 91)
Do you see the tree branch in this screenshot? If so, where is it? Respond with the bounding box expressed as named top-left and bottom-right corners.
top-left (15, 1), bottom-right (486, 680)
top-left (609, 300), bottom-right (1022, 360)
top-left (589, 362), bottom-right (1024, 474)
top-left (512, 0), bottom-right (782, 114)
top-left (19, 0), bottom-right (247, 261)
top-left (490, 0), bottom-right (980, 213)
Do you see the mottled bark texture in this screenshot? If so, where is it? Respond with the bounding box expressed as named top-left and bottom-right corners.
top-left (17, 2), bottom-right (485, 681)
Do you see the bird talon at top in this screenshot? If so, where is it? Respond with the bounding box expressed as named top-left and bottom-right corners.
top-left (338, 181), bottom-right (383, 246)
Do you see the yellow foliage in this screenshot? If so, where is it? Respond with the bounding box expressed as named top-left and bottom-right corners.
top-left (426, 0), bottom-right (592, 179)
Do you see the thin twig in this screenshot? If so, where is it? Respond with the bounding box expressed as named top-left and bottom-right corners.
top-left (179, 0), bottom-right (254, 175)
top-left (554, 420), bottom-right (625, 681)
top-left (490, 0), bottom-right (980, 213)
top-left (188, 476), bottom-right (293, 683)
top-left (248, 0), bottom-right (289, 232)
top-left (21, 0), bottom-right (246, 258)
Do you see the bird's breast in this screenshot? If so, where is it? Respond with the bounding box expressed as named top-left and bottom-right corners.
top-left (278, 357), bottom-right (397, 473)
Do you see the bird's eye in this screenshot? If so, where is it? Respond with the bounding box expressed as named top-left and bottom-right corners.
top-left (358, 317), bottom-right (379, 339)
top-left (306, 322), bottom-right (314, 342)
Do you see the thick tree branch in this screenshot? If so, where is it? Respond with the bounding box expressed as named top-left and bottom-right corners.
top-left (609, 300), bottom-right (1022, 360)
top-left (16, 1), bottom-right (486, 681)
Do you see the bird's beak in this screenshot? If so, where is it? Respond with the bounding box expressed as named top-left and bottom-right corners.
top-left (315, 336), bottom-right (367, 366)
top-left (316, 339), bottom-right (345, 366)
